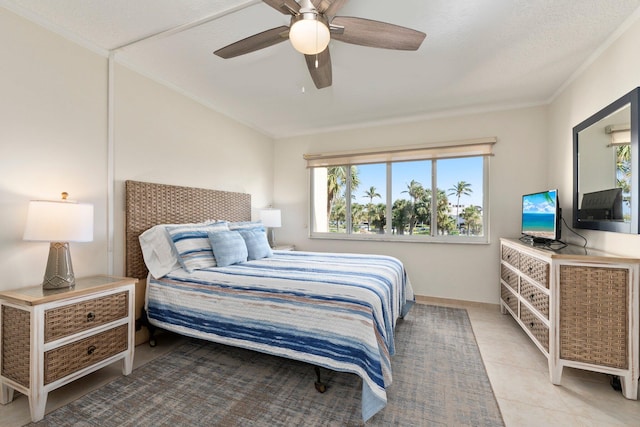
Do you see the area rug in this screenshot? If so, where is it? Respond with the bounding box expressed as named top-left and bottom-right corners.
top-left (28, 304), bottom-right (504, 426)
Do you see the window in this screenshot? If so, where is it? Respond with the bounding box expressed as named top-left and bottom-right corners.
top-left (306, 138), bottom-right (495, 243)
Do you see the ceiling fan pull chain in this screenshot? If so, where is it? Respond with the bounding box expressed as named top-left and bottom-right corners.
top-left (315, 16), bottom-right (319, 68)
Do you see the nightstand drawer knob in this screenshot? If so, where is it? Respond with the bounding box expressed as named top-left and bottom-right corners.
top-left (87, 345), bottom-right (97, 355)
top-left (86, 312), bottom-right (95, 322)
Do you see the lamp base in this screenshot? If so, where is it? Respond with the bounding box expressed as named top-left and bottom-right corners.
top-left (268, 229), bottom-right (277, 249)
top-left (42, 242), bottom-right (76, 289)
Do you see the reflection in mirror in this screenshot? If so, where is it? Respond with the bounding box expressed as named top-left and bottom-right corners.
top-left (573, 87), bottom-right (639, 234)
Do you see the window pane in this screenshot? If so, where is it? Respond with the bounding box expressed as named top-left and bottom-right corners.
top-left (309, 153), bottom-right (488, 243)
top-left (351, 163), bottom-right (387, 234)
top-left (438, 157), bottom-right (484, 237)
top-left (391, 161), bottom-right (431, 235)
top-left (616, 145), bottom-right (632, 221)
top-left (311, 166), bottom-right (358, 234)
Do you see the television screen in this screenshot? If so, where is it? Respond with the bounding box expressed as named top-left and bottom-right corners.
top-left (521, 189), bottom-right (560, 241)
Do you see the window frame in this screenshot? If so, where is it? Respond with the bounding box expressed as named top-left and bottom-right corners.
top-left (306, 138), bottom-right (495, 244)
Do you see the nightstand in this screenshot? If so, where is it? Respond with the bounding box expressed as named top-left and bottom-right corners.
top-left (273, 244), bottom-right (295, 251)
top-left (0, 275), bottom-right (137, 422)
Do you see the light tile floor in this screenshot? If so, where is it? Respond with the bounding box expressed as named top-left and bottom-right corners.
top-left (424, 298), bottom-right (640, 427)
top-left (1, 301), bottom-right (639, 426)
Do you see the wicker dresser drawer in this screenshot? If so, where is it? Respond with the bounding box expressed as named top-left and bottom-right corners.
top-left (520, 278), bottom-right (549, 319)
top-left (520, 304), bottom-right (549, 352)
top-left (500, 284), bottom-right (518, 314)
top-left (501, 264), bottom-right (518, 290)
top-left (0, 276), bottom-right (136, 422)
top-left (501, 245), bottom-right (519, 268)
top-left (559, 265), bottom-right (629, 369)
top-left (44, 291), bottom-right (129, 342)
top-left (44, 324), bottom-right (128, 385)
top-left (519, 253), bottom-right (549, 288)
top-left (1, 306), bottom-right (30, 387)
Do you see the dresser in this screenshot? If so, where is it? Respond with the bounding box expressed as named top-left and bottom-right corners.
top-left (0, 275), bottom-right (137, 422)
top-left (499, 238), bottom-right (639, 399)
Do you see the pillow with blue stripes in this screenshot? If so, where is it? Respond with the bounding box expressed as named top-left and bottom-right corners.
top-left (166, 222), bottom-right (229, 272)
top-left (208, 230), bottom-right (248, 267)
top-left (238, 228), bottom-right (273, 260)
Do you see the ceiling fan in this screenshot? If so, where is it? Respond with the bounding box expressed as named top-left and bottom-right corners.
top-left (214, 0), bottom-right (426, 89)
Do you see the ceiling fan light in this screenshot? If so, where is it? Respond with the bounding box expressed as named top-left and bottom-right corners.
top-left (289, 14), bottom-right (330, 55)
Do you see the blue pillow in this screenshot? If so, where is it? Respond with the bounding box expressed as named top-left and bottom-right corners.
top-left (238, 228), bottom-right (273, 260)
top-left (208, 230), bottom-right (248, 267)
top-left (166, 222), bottom-right (229, 272)
top-left (228, 221), bottom-right (265, 231)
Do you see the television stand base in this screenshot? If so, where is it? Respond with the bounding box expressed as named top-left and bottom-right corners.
top-left (519, 235), bottom-right (568, 251)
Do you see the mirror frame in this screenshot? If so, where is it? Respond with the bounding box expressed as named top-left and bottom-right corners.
top-left (573, 87), bottom-right (640, 234)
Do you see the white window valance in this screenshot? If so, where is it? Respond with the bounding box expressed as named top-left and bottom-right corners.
top-left (303, 137), bottom-right (497, 168)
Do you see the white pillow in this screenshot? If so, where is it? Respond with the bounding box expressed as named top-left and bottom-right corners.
top-left (138, 224), bottom-right (182, 279)
top-left (138, 220), bottom-right (221, 278)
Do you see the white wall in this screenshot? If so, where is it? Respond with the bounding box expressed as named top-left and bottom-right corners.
top-left (0, 7), bottom-right (275, 291)
top-left (112, 64), bottom-right (275, 275)
top-left (274, 107), bottom-right (548, 303)
top-left (0, 8), bottom-right (109, 290)
top-left (547, 15), bottom-right (640, 256)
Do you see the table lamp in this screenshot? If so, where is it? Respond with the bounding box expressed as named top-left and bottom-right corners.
top-left (260, 208), bottom-right (281, 248)
top-left (23, 192), bottom-right (94, 289)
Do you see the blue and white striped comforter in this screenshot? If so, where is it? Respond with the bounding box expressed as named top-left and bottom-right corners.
top-left (146, 250), bottom-right (414, 421)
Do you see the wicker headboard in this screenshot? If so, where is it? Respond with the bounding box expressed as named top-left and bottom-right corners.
top-left (125, 180), bottom-right (252, 279)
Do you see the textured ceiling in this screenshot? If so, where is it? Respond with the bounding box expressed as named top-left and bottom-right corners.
top-left (3, 0), bottom-right (640, 138)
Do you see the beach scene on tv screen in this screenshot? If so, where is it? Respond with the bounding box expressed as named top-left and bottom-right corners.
top-left (522, 191), bottom-right (556, 234)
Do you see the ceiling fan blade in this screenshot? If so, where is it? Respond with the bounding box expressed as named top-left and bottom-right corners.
top-left (262, 0), bottom-right (300, 15)
top-left (214, 26), bottom-right (289, 59)
top-left (312, 0), bottom-right (349, 17)
top-left (305, 48), bottom-right (332, 89)
top-left (331, 16), bottom-right (426, 50)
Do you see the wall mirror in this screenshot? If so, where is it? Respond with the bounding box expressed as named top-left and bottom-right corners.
top-left (573, 87), bottom-right (639, 234)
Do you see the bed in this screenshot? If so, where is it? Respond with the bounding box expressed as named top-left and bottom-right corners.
top-left (124, 180), bottom-right (414, 422)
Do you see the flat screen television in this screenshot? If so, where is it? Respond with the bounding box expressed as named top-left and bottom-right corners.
top-left (521, 189), bottom-right (561, 243)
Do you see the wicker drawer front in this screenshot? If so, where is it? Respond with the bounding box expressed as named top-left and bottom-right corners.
top-left (45, 292), bottom-right (128, 342)
top-left (520, 305), bottom-right (549, 352)
top-left (520, 253), bottom-right (549, 288)
top-left (500, 284), bottom-right (518, 314)
top-left (559, 265), bottom-right (628, 369)
top-left (501, 245), bottom-right (519, 268)
top-left (1, 306), bottom-right (31, 387)
top-left (44, 324), bottom-right (128, 385)
top-left (520, 278), bottom-right (549, 319)
top-left (501, 264), bottom-right (518, 291)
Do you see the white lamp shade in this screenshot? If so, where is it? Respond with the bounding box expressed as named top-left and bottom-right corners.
top-left (260, 208), bottom-right (282, 228)
top-left (24, 200), bottom-right (94, 242)
top-left (289, 18), bottom-right (330, 55)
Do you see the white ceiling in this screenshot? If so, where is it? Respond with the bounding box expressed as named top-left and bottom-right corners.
top-left (3, 0), bottom-right (640, 138)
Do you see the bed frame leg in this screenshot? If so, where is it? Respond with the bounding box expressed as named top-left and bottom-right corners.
top-left (314, 366), bottom-right (327, 393)
top-left (136, 308), bottom-right (158, 347)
